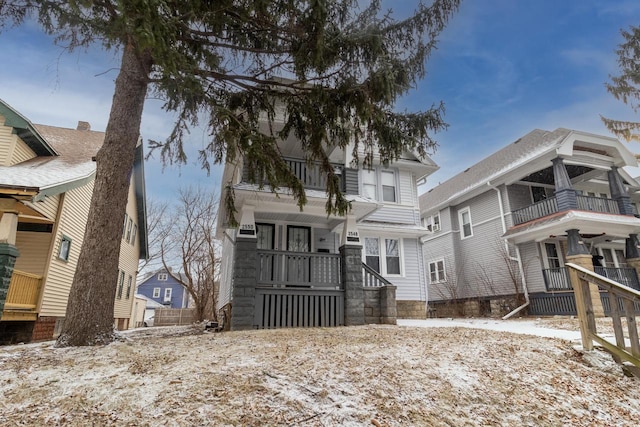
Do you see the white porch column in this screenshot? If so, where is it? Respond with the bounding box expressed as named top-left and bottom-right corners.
top-left (0, 199), bottom-right (19, 245)
top-left (340, 213), bottom-right (361, 246)
top-left (237, 204), bottom-right (257, 239)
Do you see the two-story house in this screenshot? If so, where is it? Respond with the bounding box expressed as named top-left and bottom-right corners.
top-left (137, 269), bottom-right (190, 309)
top-left (217, 123), bottom-right (437, 330)
top-left (0, 99), bottom-right (148, 343)
top-left (420, 128), bottom-right (640, 317)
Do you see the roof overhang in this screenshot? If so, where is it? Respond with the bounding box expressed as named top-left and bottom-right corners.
top-left (0, 99), bottom-right (57, 156)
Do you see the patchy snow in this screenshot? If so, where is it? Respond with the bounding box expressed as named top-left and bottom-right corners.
top-left (0, 319), bottom-right (638, 426)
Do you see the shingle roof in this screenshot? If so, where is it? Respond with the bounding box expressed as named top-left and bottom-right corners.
top-left (0, 124), bottom-right (104, 190)
top-left (419, 128), bottom-right (572, 211)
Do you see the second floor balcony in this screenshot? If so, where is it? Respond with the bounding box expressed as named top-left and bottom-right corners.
top-left (512, 194), bottom-right (620, 226)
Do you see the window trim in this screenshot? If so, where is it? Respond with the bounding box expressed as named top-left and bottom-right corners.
top-left (362, 236), bottom-right (404, 276)
top-left (125, 275), bottom-right (133, 299)
top-left (428, 258), bottom-right (446, 283)
top-left (458, 207), bottom-right (473, 239)
top-left (58, 235), bottom-right (72, 262)
top-left (125, 218), bottom-right (133, 243)
top-left (157, 273), bottom-right (168, 281)
top-left (152, 287), bottom-right (161, 298)
top-left (164, 288), bottom-right (172, 301)
top-left (117, 270), bottom-right (125, 299)
top-left (360, 167), bottom-right (398, 204)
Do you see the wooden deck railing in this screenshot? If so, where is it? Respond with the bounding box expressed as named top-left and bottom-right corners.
top-left (242, 157), bottom-right (345, 191)
top-left (362, 263), bottom-right (392, 287)
top-left (257, 250), bottom-right (341, 288)
top-left (512, 195), bottom-right (620, 225)
top-left (566, 262), bottom-right (640, 368)
top-left (4, 270), bottom-right (42, 310)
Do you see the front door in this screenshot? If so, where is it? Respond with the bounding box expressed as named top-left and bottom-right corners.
top-left (287, 226), bottom-right (311, 285)
top-left (542, 241), bottom-right (569, 290)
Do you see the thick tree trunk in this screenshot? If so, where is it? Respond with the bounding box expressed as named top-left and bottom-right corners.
top-left (56, 42), bottom-right (152, 346)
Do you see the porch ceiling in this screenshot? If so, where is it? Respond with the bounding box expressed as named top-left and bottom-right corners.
top-left (504, 210), bottom-right (640, 244)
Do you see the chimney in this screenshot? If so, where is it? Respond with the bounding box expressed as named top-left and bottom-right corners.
top-left (77, 121), bottom-right (91, 131)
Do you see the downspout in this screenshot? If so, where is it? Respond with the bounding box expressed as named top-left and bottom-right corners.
top-left (487, 182), bottom-right (530, 319)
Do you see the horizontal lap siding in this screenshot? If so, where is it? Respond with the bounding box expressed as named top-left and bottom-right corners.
top-left (366, 205), bottom-right (420, 225)
top-left (520, 241), bottom-right (545, 293)
top-left (0, 117), bottom-right (16, 165)
top-left (10, 138), bottom-right (37, 165)
top-left (24, 195), bottom-right (60, 222)
top-left (392, 238), bottom-right (425, 301)
top-left (218, 230), bottom-right (236, 310)
top-left (399, 171), bottom-right (416, 207)
top-left (423, 232), bottom-right (456, 302)
top-left (40, 182), bottom-right (94, 317)
top-left (114, 179), bottom-right (141, 321)
top-left (14, 231), bottom-right (53, 276)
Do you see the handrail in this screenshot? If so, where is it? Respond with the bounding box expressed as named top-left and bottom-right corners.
top-left (362, 263), bottom-right (391, 287)
top-left (566, 262), bottom-right (640, 368)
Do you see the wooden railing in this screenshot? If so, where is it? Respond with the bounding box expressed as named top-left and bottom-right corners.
top-left (566, 263), bottom-right (640, 368)
top-left (242, 157), bottom-right (345, 191)
top-left (543, 266), bottom-right (640, 292)
top-left (257, 250), bottom-right (341, 288)
top-left (4, 270), bottom-right (42, 310)
top-left (362, 263), bottom-right (392, 287)
top-left (512, 195), bottom-right (620, 225)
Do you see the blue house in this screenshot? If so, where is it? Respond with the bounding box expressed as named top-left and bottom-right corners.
top-left (137, 270), bottom-right (190, 309)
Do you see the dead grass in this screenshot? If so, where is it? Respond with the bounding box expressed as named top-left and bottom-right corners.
top-left (0, 323), bottom-right (638, 426)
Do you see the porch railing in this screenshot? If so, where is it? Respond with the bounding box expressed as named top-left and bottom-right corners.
top-left (566, 262), bottom-right (640, 368)
top-left (4, 270), bottom-right (42, 310)
top-left (543, 266), bottom-right (640, 292)
top-left (242, 157), bottom-right (344, 191)
top-left (256, 250), bottom-right (341, 288)
top-left (362, 263), bottom-right (392, 287)
top-left (512, 195), bottom-right (620, 225)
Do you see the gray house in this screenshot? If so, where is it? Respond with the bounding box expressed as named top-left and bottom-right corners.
top-left (420, 128), bottom-right (640, 317)
top-left (217, 124), bottom-right (437, 330)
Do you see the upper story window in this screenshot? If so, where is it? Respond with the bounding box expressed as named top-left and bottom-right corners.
top-left (164, 288), bottom-right (172, 301)
top-left (424, 213), bottom-right (441, 232)
top-left (117, 270), bottom-right (125, 299)
top-left (153, 287), bottom-right (161, 298)
top-left (361, 168), bottom-right (397, 203)
top-left (459, 207), bottom-right (473, 239)
top-left (158, 273), bottom-right (168, 281)
top-left (125, 218), bottom-right (133, 243)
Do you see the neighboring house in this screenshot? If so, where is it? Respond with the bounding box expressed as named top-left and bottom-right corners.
top-left (137, 269), bottom-right (190, 309)
top-left (420, 128), bottom-right (640, 317)
top-left (0, 99), bottom-right (148, 343)
top-left (217, 118), bottom-right (437, 330)
top-left (134, 293), bottom-right (165, 323)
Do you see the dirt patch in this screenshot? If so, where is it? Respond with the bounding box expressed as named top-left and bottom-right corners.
top-left (0, 323), bottom-right (638, 426)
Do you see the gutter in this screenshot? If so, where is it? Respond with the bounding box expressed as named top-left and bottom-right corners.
top-left (487, 181), bottom-right (530, 319)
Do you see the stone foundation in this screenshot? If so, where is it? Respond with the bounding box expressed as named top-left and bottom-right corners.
top-left (428, 295), bottom-right (524, 318)
top-left (397, 300), bottom-right (426, 319)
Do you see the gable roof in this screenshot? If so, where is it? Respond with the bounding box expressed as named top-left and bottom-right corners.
top-left (420, 128), bottom-right (637, 213)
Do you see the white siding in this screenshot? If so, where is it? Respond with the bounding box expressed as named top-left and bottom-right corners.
top-left (398, 170), bottom-right (416, 207)
top-left (23, 195), bottom-right (60, 222)
top-left (218, 230), bottom-right (236, 309)
top-left (366, 205), bottom-right (420, 225)
top-left (39, 183), bottom-right (94, 317)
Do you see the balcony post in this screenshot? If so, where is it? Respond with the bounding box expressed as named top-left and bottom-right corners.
top-left (608, 166), bottom-right (634, 216)
top-left (0, 207), bottom-right (20, 313)
top-left (552, 158), bottom-right (577, 211)
top-left (231, 204), bottom-right (257, 330)
top-left (565, 228), bottom-right (604, 318)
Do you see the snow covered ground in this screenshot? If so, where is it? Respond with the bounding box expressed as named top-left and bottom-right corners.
top-left (0, 317), bottom-right (638, 426)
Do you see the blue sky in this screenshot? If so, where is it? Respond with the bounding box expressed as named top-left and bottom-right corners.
top-left (1, 1), bottom-right (640, 201)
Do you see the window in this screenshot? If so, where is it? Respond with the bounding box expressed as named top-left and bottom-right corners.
top-left (123, 213), bottom-right (128, 238)
top-left (531, 186), bottom-right (548, 203)
top-left (157, 273), bottom-right (168, 281)
top-left (164, 288), bottom-right (172, 301)
top-left (459, 207), bottom-right (473, 239)
top-left (117, 270), bottom-right (125, 299)
top-left (364, 237), bottom-right (380, 272)
top-left (125, 218), bottom-right (133, 243)
top-left (385, 239), bottom-right (400, 275)
top-left (381, 170), bottom-right (396, 202)
top-left (287, 226), bottom-right (311, 252)
top-left (153, 287), bottom-right (161, 298)
top-left (130, 224), bottom-right (137, 246)
top-left (58, 235), bottom-right (72, 261)
top-left (364, 237), bottom-right (402, 275)
top-left (544, 243), bottom-right (561, 269)
top-left (425, 213), bottom-right (441, 232)
top-left (361, 168), bottom-right (397, 203)
top-left (125, 275), bottom-right (133, 299)
top-left (256, 223), bottom-right (275, 250)
top-left (429, 259), bottom-right (446, 283)
top-left (362, 170), bottom-right (377, 200)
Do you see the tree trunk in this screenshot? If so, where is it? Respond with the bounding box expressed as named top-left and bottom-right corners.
top-left (56, 41), bottom-right (152, 346)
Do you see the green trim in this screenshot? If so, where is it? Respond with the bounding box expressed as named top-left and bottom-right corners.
top-left (32, 172), bottom-right (96, 202)
top-left (57, 234), bottom-right (72, 262)
top-left (0, 99), bottom-right (57, 156)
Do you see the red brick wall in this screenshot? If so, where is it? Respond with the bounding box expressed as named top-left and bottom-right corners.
top-left (32, 316), bottom-right (57, 342)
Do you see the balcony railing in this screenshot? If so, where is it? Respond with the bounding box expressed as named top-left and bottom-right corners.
top-left (256, 250), bottom-right (341, 288)
top-left (543, 266), bottom-right (640, 292)
top-left (512, 195), bottom-right (620, 225)
top-left (242, 158), bottom-right (344, 192)
top-left (1, 270), bottom-right (42, 321)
